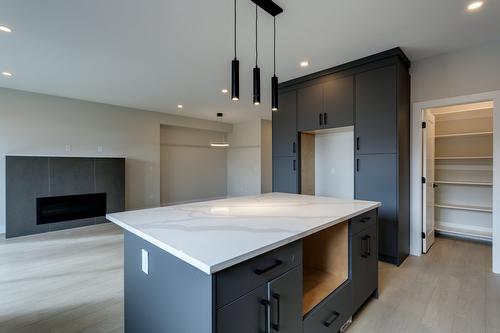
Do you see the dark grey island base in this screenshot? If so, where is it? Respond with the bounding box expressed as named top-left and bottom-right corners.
top-left (123, 208), bottom-right (378, 333)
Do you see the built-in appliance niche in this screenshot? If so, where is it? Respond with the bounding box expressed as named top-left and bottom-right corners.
top-left (6, 156), bottom-right (125, 238)
top-left (300, 126), bottom-right (354, 199)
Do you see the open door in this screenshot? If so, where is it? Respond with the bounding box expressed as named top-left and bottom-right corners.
top-left (422, 110), bottom-right (436, 253)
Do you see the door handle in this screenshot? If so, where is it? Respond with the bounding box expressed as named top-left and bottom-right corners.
top-left (323, 311), bottom-right (340, 327)
top-left (356, 137), bottom-right (360, 150)
top-left (292, 160), bottom-right (296, 171)
top-left (323, 112), bottom-right (328, 125)
top-left (356, 158), bottom-right (360, 172)
top-left (433, 183), bottom-right (438, 188)
top-left (319, 113), bottom-right (323, 126)
top-left (366, 235), bottom-right (371, 256)
top-left (361, 236), bottom-right (368, 258)
top-left (292, 142), bottom-right (296, 154)
top-left (261, 299), bottom-right (270, 333)
top-left (271, 293), bottom-right (280, 331)
top-left (254, 260), bottom-right (283, 275)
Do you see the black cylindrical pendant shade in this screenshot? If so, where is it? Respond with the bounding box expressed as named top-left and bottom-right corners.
top-left (271, 75), bottom-right (278, 111)
top-left (231, 58), bottom-right (239, 101)
top-left (253, 67), bottom-right (261, 105)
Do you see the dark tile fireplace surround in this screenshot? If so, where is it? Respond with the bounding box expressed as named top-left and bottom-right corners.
top-left (6, 156), bottom-right (125, 238)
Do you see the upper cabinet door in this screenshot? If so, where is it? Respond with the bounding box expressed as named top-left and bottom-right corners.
top-left (323, 75), bottom-right (354, 129)
top-left (273, 91), bottom-right (297, 157)
top-left (355, 65), bottom-right (397, 154)
top-left (297, 83), bottom-right (323, 132)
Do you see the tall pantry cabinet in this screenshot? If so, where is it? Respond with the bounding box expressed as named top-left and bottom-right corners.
top-left (273, 48), bottom-right (410, 265)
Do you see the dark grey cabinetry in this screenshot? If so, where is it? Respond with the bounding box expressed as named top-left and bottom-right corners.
top-left (273, 156), bottom-right (298, 193)
top-left (273, 91), bottom-right (298, 157)
top-left (355, 65), bottom-right (397, 154)
top-left (297, 76), bottom-right (354, 131)
top-left (217, 285), bottom-right (268, 333)
top-left (352, 223), bottom-right (378, 313)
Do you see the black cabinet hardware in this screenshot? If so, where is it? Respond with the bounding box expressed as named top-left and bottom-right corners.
top-left (323, 112), bottom-right (328, 125)
top-left (361, 236), bottom-right (368, 258)
top-left (433, 183), bottom-right (438, 188)
top-left (292, 160), bottom-right (296, 171)
top-left (254, 260), bottom-right (283, 275)
top-left (292, 142), bottom-right (296, 154)
top-left (356, 158), bottom-right (360, 172)
top-left (360, 216), bottom-right (371, 223)
top-left (261, 299), bottom-right (270, 333)
top-left (323, 311), bottom-right (340, 327)
top-left (356, 137), bottom-right (360, 150)
top-left (319, 113), bottom-right (323, 126)
top-left (271, 293), bottom-right (280, 331)
top-left (366, 235), bottom-right (371, 256)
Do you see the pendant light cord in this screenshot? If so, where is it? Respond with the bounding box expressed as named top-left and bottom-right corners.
top-left (255, 5), bottom-right (258, 67)
top-left (234, 0), bottom-right (237, 59)
top-left (273, 16), bottom-right (276, 75)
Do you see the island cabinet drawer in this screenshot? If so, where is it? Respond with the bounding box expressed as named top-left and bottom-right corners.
top-left (216, 240), bottom-right (302, 309)
top-left (350, 209), bottom-right (377, 235)
top-left (303, 281), bottom-right (352, 333)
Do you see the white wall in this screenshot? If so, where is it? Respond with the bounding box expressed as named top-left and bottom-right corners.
top-left (410, 41), bottom-right (500, 273)
top-left (0, 87), bottom-right (231, 234)
top-left (227, 119), bottom-right (262, 197)
top-left (315, 127), bottom-right (354, 199)
top-left (160, 125), bottom-right (227, 205)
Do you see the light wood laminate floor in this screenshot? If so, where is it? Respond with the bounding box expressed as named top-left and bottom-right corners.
top-left (1, 224), bottom-right (499, 333)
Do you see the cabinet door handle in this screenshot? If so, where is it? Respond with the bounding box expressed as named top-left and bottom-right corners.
top-left (254, 260), bottom-right (283, 275)
top-left (271, 293), bottom-right (280, 331)
top-left (323, 311), bottom-right (340, 327)
top-left (356, 158), bottom-right (360, 172)
top-left (319, 113), bottom-right (323, 126)
top-left (359, 216), bottom-right (371, 223)
top-left (361, 236), bottom-right (368, 258)
top-left (292, 142), bottom-right (296, 154)
top-left (366, 235), bottom-right (371, 256)
top-left (261, 299), bottom-right (270, 333)
top-left (292, 159), bottom-right (296, 171)
top-left (324, 112), bottom-right (328, 125)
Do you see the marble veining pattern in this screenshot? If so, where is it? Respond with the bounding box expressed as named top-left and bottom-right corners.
top-left (107, 193), bottom-right (380, 274)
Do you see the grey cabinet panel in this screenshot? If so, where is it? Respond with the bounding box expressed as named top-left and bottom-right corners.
top-left (217, 241), bottom-right (301, 309)
top-left (273, 157), bottom-right (298, 193)
top-left (352, 224), bottom-right (378, 313)
top-left (125, 232), bottom-right (213, 333)
top-left (273, 91), bottom-right (297, 157)
top-left (297, 83), bottom-right (323, 131)
top-left (268, 267), bottom-right (302, 333)
top-left (355, 154), bottom-right (397, 261)
top-left (355, 65), bottom-right (397, 154)
top-left (6, 157), bottom-right (50, 238)
top-left (95, 158), bottom-right (125, 214)
top-left (303, 281), bottom-right (352, 333)
top-left (49, 157), bottom-right (96, 230)
top-left (217, 285), bottom-right (268, 333)
top-left (323, 76), bottom-right (354, 129)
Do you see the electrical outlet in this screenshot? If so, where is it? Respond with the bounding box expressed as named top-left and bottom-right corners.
top-left (97, 145), bottom-right (103, 153)
top-left (142, 249), bottom-right (149, 274)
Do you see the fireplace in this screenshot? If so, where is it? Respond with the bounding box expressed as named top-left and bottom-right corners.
top-left (37, 193), bottom-right (107, 225)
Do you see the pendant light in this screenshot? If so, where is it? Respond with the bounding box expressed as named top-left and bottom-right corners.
top-left (271, 16), bottom-right (279, 111)
top-left (253, 5), bottom-right (261, 105)
top-left (231, 0), bottom-right (239, 101)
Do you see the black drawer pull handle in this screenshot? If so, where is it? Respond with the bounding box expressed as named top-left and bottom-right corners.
top-left (254, 260), bottom-right (283, 275)
top-left (323, 311), bottom-right (340, 327)
top-left (356, 158), bottom-right (360, 172)
top-left (366, 235), bottom-right (371, 256)
top-left (361, 236), bottom-right (369, 258)
top-left (261, 299), bottom-right (270, 333)
top-left (324, 112), bottom-right (328, 125)
top-left (319, 113), bottom-right (323, 126)
top-left (359, 216), bottom-right (371, 223)
top-left (292, 142), bottom-right (296, 154)
top-left (292, 160), bottom-right (296, 171)
top-left (271, 293), bottom-right (280, 331)
top-left (356, 137), bottom-right (360, 150)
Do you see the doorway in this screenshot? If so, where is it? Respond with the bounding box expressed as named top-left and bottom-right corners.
top-left (422, 102), bottom-right (494, 253)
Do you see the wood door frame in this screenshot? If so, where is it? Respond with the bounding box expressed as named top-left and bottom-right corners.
top-left (410, 90), bottom-right (500, 274)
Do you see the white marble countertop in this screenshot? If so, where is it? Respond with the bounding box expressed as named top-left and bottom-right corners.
top-left (107, 193), bottom-right (380, 274)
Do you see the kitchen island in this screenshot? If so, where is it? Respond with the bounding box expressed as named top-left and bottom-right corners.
top-left (107, 193), bottom-right (381, 333)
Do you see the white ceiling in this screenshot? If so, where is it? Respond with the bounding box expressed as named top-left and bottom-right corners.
top-left (1, 0), bottom-right (499, 123)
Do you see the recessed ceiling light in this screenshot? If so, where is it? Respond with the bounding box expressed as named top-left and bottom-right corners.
top-left (300, 61), bottom-right (310, 67)
top-left (177, 104), bottom-right (183, 109)
top-left (221, 89), bottom-right (228, 94)
top-left (2, 71), bottom-right (13, 77)
top-left (467, 1), bottom-right (483, 11)
top-left (0, 25), bottom-right (12, 33)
